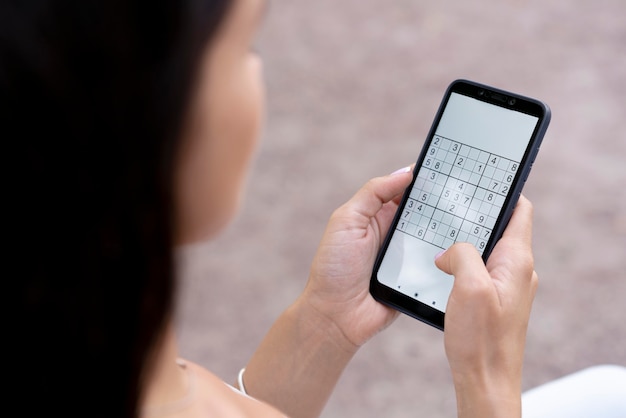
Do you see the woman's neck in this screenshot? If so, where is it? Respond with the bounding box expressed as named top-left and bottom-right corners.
top-left (141, 323), bottom-right (190, 412)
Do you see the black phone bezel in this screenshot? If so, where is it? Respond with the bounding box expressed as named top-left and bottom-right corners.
top-left (370, 79), bottom-right (551, 331)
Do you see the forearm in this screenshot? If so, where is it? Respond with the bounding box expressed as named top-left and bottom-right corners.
top-left (241, 296), bottom-right (358, 418)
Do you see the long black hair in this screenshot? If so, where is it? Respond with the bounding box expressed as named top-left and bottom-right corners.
top-left (2, 0), bottom-right (230, 416)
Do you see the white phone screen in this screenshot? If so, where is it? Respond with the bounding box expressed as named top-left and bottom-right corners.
top-left (377, 92), bottom-right (539, 312)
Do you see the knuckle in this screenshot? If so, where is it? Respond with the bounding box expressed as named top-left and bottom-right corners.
top-left (363, 176), bottom-right (384, 195)
top-left (530, 270), bottom-right (539, 289)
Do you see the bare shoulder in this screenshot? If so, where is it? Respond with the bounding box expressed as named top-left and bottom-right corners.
top-left (183, 361), bottom-right (287, 418)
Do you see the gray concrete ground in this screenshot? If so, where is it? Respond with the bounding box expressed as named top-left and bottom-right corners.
top-left (176, 0), bottom-right (626, 416)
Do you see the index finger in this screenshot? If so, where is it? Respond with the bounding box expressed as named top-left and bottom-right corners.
top-left (497, 194), bottom-right (534, 253)
top-left (487, 194), bottom-right (535, 284)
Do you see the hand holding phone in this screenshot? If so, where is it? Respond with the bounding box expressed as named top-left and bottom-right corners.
top-left (370, 80), bottom-right (550, 330)
top-left (304, 171), bottom-right (413, 348)
top-left (436, 195), bottom-right (538, 415)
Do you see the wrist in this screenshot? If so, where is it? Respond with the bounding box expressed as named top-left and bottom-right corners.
top-left (242, 295), bottom-right (358, 418)
top-left (452, 371), bottom-right (522, 418)
top-left (292, 294), bottom-right (361, 356)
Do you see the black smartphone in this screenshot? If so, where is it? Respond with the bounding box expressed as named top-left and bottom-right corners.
top-left (370, 79), bottom-right (551, 330)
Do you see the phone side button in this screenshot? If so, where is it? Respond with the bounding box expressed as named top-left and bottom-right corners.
top-left (523, 163), bottom-right (534, 182)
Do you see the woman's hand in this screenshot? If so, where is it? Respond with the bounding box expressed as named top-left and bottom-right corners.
top-left (301, 167), bottom-right (413, 351)
top-left (242, 168), bottom-right (413, 417)
top-left (435, 195), bottom-right (538, 418)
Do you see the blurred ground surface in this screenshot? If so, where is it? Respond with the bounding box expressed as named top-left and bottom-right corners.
top-left (177, 0), bottom-right (626, 416)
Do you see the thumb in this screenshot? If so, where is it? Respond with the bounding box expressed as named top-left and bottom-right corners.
top-left (342, 167), bottom-right (413, 220)
top-left (435, 243), bottom-right (491, 289)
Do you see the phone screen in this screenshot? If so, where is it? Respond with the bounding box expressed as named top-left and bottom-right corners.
top-left (372, 81), bottom-right (550, 327)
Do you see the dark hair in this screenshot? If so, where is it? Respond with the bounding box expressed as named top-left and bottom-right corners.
top-left (2, 0), bottom-right (230, 416)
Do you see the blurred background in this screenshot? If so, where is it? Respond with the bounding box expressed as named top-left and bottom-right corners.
top-left (177, 0), bottom-right (626, 416)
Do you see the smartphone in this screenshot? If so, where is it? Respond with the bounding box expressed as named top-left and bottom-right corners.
top-left (370, 79), bottom-right (550, 330)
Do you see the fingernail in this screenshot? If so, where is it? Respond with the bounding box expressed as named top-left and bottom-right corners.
top-left (390, 166), bottom-right (411, 176)
top-left (434, 249), bottom-right (447, 261)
